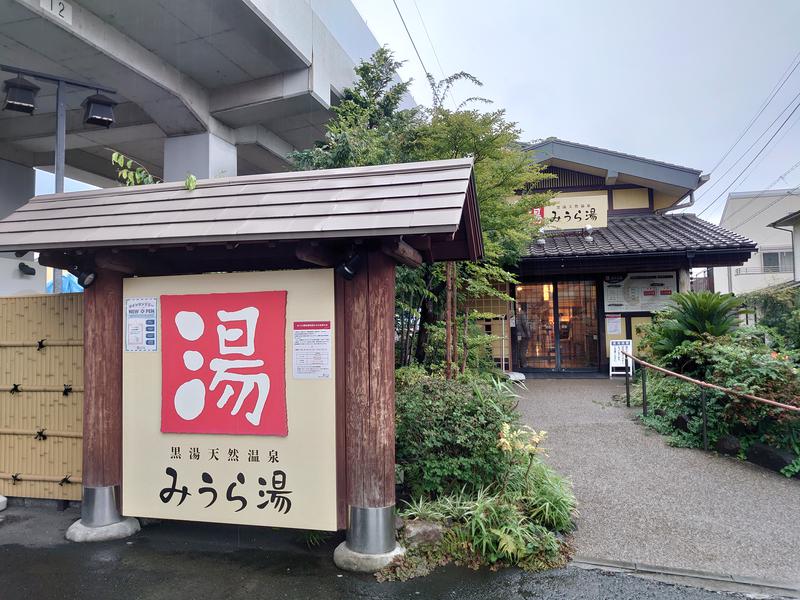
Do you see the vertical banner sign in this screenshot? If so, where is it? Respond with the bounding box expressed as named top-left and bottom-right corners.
top-left (125, 297), bottom-right (158, 352)
top-left (292, 321), bottom-right (331, 379)
top-left (161, 291), bottom-right (288, 436)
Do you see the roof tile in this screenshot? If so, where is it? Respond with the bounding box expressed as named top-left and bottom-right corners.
top-left (526, 214), bottom-right (755, 258)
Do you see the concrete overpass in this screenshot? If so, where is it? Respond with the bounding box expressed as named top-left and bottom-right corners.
top-left (0, 0), bottom-right (385, 292)
top-left (0, 0), bottom-right (381, 195)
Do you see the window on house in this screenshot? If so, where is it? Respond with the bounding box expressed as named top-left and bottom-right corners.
top-left (762, 251), bottom-right (793, 273)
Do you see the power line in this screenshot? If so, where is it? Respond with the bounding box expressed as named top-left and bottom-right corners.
top-left (735, 108), bottom-right (800, 190)
top-left (392, 0), bottom-right (431, 82)
top-left (726, 181), bottom-right (800, 232)
top-left (718, 125), bottom-right (800, 226)
top-left (696, 85), bottom-right (800, 206)
top-left (410, 0), bottom-right (457, 108)
top-left (697, 95), bottom-right (800, 218)
top-left (705, 49), bottom-right (800, 177)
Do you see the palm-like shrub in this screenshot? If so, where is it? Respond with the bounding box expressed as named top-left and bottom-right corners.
top-left (648, 291), bottom-right (745, 360)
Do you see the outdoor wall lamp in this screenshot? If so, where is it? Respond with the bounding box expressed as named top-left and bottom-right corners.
top-left (65, 263), bottom-right (97, 288)
top-left (336, 251), bottom-right (363, 281)
top-left (76, 270), bottom-right (97, 288)
top-left (82, 93), bottom-right (116, 128)
top-left (18, 262), bottom-right (36, 276)
top-left (2, 75), bottom-right (39, 114)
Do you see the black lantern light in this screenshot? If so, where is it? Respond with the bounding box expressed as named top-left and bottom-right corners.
top-left (82, 93), bottom-right (116, 128)
top-left (336, 251), bottom-right (363, 281)
top-left (2, 75), bottom-right (39, 114)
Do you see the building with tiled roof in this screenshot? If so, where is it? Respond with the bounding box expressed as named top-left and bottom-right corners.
top-left (470, 139), bottom-right (756, 374)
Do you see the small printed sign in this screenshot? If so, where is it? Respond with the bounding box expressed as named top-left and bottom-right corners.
top-left (292, 321), bottom-right (332, 379)
top-left (125, 297), bottom-right (158, 352)
top-left (606, 315), bottom-right (623, 335)
top-left (610, 339), bottom-right (633, 368)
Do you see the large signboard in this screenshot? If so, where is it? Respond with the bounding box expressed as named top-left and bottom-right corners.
top-left (122, 270), bottom-right (338, 531)
top-left (532, 191), bottom-right (608, 230)
top-left (603, 272), bottom-right (677, 313)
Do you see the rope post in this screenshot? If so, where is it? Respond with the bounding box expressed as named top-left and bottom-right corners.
top-left (701, 389), bottom-right (708, 451)
top-left (625, 358), bottom-right (631, 407)
top-left (641, 367), bottom-right (648, 417)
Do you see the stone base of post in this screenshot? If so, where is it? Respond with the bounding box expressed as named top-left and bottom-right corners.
top-left (333, 541), bottom-right (405, 573)
top-left (333, 505), bottom-right (405, 572)
top-left (66, 516), bottom-right (140, 542)
top-left (65, 485), bottom-right (140, 542)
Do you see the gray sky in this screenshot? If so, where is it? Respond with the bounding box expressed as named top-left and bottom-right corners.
top-left (352, 0), bottom-right (800, 223)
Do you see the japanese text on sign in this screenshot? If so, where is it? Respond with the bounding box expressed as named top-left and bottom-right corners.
top-left (292, 321), bottom-right (331, 379)
top-left (161, 290), bottom-right (288, 436)
top-left (531, 193), bottom-right (608, 230)
top-left (125, 297), bottom-right (158, 352)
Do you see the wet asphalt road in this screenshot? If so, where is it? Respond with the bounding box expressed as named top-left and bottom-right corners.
top-left (0, 506), bottom-right (756, 600)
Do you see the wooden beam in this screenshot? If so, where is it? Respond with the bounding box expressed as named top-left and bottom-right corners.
top-left (295, 242), bottom-right (337, 267)
top-left (94, 251), bottom-right (145, 275)
top-left (381, 239), bottom-right (423, 268)
top-left (38, 251), bottom-right (77, 271)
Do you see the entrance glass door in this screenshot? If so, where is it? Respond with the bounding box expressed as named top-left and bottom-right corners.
top-left (515, 280), bottom-right (599, 371)
top-left (515, 283), bottom-right (556, 369)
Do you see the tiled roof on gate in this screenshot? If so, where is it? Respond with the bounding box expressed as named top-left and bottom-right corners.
top-left (525, 213), bottom-right (756, 259)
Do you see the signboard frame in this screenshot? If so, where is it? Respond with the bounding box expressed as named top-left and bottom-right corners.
top-left (603, 272), bottom-right (678, 313)
top-left (121, 269), bottom-right (339, 532)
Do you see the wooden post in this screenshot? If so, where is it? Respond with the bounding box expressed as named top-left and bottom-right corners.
top-left (445, 262), bottom-right (453, 379)
top-left (81, 268), bottom-right (124, 527)
top-left (340, 250), bottom-right (397, 554)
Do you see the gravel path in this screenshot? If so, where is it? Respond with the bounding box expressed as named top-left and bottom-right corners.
top-left (517, 378), bottom-right (800, 588)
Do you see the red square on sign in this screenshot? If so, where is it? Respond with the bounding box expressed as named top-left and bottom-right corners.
top-left (160, 291), bottom-right (288, 436)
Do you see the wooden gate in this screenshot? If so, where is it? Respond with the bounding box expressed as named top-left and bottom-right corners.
top-left (0, 293), bottom-right (83, 500)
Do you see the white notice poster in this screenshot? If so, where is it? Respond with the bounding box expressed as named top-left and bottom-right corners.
top-left (125, 297), bottom-right (158, 352)
top-left (606, 315), bottom-right (623, 335)
top-left (292, 321), bottom-right (331, 379)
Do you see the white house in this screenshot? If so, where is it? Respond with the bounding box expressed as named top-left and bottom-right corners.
top-left (713, 189), bottom-right (800, 295)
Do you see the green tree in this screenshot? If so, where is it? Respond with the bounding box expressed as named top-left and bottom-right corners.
top-left (290, 47), bottom-right (420, 169)
top-left (291, 47), bottom-right (553, 369)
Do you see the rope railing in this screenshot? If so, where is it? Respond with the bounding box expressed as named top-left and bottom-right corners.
top-left (621, 350), bottom-right (800, 451)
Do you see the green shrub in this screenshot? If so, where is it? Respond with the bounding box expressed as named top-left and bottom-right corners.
top-left (397, 485), bottom-right (567, 571)
top-left (395, 376), bottom-right (518, 497)
top-left (634, 329), bottom-right (800, 469)
top-left (643, 291), bottom-right (745, 363)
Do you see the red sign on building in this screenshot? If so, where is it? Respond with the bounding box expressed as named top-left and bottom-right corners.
top-left (161, 291), bottom-right (288, 436)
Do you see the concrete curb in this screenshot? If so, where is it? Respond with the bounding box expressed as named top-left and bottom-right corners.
top-left (0, 495), bottom-right (7, 512)
top-left (572, 556), bottom-right (800, 597)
